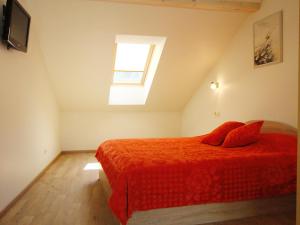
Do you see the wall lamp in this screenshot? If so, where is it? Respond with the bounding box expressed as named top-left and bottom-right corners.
top-left (210, 81), bottom-right (219, 90)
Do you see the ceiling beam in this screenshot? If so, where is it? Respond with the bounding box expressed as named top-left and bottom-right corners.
top-left (98, 0), bottom-right (262, 13)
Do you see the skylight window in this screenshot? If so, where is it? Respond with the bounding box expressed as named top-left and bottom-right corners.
top-left (113, 43), bottom-right (153, 84)
top-left (113, 71), bottom-right (144, 84)
top-left (109, 35), bottom-right (167, 105)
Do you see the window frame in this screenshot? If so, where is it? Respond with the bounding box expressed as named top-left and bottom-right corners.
top-left (112, 44), bottom-right (155, 85)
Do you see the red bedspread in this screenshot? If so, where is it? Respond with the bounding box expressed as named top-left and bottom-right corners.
top-left (95, 133), bottom-right (297, 225)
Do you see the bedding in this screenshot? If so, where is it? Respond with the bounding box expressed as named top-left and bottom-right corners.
top-left (222, 121), bottom-right (264, 147)
top-left (202, 121), bottom-right (245, 146)
top-left (95, 133), bottom-right (297, 225)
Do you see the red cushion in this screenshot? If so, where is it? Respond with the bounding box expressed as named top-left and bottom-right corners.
top-left (222, 121), bottom-right (264, 148)
top-left (202, 121), bottom-right (245, 146)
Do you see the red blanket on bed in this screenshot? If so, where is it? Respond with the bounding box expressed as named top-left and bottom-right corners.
top-left (95, 133), bottom-right (297, 225)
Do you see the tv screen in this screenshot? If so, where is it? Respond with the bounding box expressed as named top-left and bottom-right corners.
top-left (2, 0), bottom-right (31, 52)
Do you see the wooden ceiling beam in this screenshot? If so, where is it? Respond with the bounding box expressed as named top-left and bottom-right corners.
top-left (98, 0), bottom-right (262, 13)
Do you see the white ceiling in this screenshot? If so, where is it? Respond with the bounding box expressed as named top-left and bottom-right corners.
top-left (30, 0), bottom-right (249, 111)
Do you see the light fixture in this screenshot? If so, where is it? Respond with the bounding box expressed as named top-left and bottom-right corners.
top-left (210, 81), bottom-right (219, 90)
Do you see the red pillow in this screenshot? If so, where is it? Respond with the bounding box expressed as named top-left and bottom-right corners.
top-left (222, 121), bottom-right (264, 148)
top-left (202, 121), bottom-right (245, 146)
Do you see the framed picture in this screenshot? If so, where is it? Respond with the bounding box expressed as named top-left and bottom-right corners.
top-left (254, 11), bottom-right (283, 68)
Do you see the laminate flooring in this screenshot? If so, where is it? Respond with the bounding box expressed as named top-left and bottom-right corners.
top-left (0, 153), bottom-right (295, 225)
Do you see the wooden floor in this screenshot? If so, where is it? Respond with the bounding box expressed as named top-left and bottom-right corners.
top-left (0, 153), bottom-right (296, 225)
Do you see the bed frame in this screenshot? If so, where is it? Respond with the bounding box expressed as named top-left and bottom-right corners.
top-left (98, 121), bottom-right (297, 225)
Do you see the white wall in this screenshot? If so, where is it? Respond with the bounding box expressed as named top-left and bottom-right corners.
top-left (0, 0), bottom-right (60, 211)
top-left (182, 0), bottom-right (299, 136)
top-left (61, 112), bottom-right (181, 151)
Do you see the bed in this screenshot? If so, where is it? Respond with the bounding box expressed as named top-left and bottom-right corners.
top-left (95, 121), bottom-right (297, 225)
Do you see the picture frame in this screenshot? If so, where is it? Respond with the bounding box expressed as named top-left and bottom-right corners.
top-left (253, 11), bottom-right (283, 68)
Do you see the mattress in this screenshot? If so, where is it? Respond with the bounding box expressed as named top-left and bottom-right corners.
top-left (95, 133), bottom-right (297, 225)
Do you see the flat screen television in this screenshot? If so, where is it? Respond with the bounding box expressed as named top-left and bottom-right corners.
top-left (2, 0), bottom-right (31, 52)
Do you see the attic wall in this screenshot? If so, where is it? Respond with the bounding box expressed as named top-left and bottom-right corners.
top-left (0, 0), bottom-right (60, 211)
top-left (60, 111), bottom-right (181, 151)
top-left (182, 0), bottom-right (299, 136)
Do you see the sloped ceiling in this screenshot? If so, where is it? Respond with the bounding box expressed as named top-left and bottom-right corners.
top-left (30, 0), bottom-right (249, 111)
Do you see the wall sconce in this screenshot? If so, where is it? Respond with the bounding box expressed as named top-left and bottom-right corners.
top-left (210, 81), bottom-right (219, 90)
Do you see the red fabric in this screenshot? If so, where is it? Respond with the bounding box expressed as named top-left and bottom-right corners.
top-left (95, 133), bottom-right (297, 225)
top-left (202, 121), bottom-right (245, 146)
top-left (222, 121), bottom-right (264, 148)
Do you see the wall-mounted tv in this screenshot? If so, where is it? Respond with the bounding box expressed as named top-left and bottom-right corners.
top-left (2, 0), bottom-right (31, 52)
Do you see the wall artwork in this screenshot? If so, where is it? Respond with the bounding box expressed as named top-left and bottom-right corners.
top-left (254, 11), bottom-right (283, 68)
